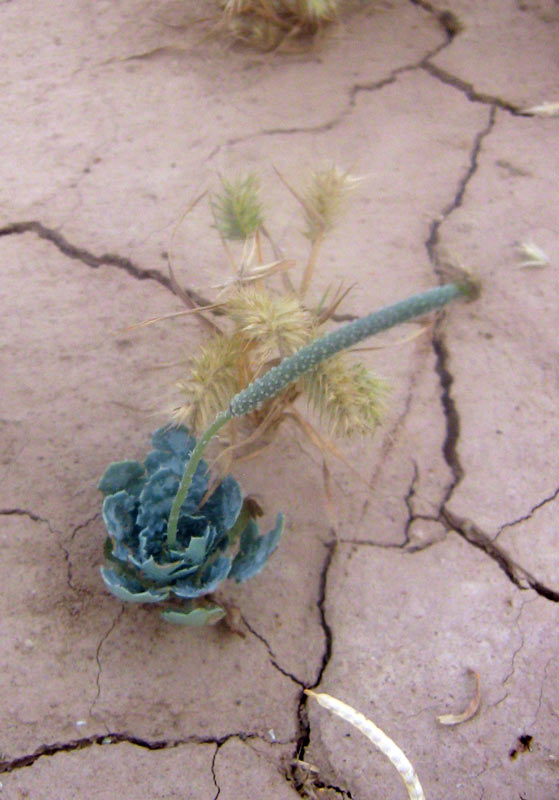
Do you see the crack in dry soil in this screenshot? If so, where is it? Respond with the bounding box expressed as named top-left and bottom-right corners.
top-left (228, 2), bottom-right (460, 150)
top-left (211, 742), bottom-right (221, 800)
top-left (495, 486), bottom-right (559, 539)
top-left (442, 509), bottom-right (559, 602)
top-left (227, 6), bottom-right (526, 154)
top-left (227, 37), bottom-right (454, 146)
top-left (0, 221), bottom-right (174, 289)
top-left (421, 62), bottom-right (521, 113)
top-left (426, 104), bottom-right (497, 268)
top-left (421, 107), bottom-right (559, 602)
top-left (289, 535), bottom-right (337, 791)
top-left (0, 731), bottom-right (262, 776)
top-left (330, 101), bottom-right (559, 609)
top-left (0, 507), bottom-right (56, 533)
top-left (241, 617), bottom-right (306, 687)
top-left (90, 607), bottom-right (124, 725)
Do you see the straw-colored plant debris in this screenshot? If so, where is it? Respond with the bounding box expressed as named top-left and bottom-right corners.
top-left (515, 241), bottom-right (551, 269)
top-left (306, 690), bottom-right (426, 800)
top-left (219, 0), bottom-right (343, 50)
top-left (520, 101), bottom-right (559, 118)
top-left (155, 166), bottom-right (394, 473)
top-left (436, 668), bottom-right (481, 726)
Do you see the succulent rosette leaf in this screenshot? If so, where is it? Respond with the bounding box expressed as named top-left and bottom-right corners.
top-left (99, 427), bottom-right (284, 625)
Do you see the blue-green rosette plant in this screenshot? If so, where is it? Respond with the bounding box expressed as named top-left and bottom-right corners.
top-left (100, 277), bottom-right (478, 626)
top-left (99, 426), bottom-right (283, 626)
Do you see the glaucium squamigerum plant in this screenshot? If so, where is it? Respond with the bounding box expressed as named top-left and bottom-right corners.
top-left (99, 426), bottom-right (283, 626)
top-left (99, 167), bottom-right (478, 626)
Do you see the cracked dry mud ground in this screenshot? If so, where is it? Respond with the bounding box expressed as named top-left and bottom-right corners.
top-left (1, 1), bottom-right (558, 798)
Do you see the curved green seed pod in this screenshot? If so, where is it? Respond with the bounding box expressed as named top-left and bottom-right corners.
top-left (229, 282), bottom-right (466, 417)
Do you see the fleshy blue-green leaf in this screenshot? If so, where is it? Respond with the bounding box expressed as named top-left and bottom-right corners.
top-left (146, 427), bottom-right (198, 477)
top-left (152, 426), bottom-right (197, 458)
top-left (98, 460), bottom-right (146, 497)
top-left (229, 514), bottom-right (284, 582)
top-left (161, 605), bottom-right (226, 626)
top-left (200, 475), bottom-right (243, 535)
top-left (172, 555), bottom-right (231, 599)
top-left (127, 555), bottom-right (200, 585)
top-left (136, 467), bottom-right (179, 533)
top-left (101, 567), bottom-right (170, 603)
top-left (102, 491), bottom-right (138, 562)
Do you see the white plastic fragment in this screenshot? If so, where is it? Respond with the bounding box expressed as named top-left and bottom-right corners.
top-left (268, 728), bottom-right (276, 742)
top-left (76, 720), bottom-right (87, 727)
top-left (306, 690), bottom-right (425, 800)
top-left (515, 241), bottom-right (550, 269)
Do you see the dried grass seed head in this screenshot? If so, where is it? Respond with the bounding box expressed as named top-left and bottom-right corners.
top-left (172, 334), bottom-right (242, 434)
top-left (288, 0), bottom-right (340, 23)
top-left (227, 286), bottom-right (313, 361)
top-left (225, 15), bottom-right (286, 50)
top-left (210, 174), bottom-right (264, 241)
top-left (303, 165), bottom-right (361, 241)
top-left (303, 353), bottom-right (388, 437)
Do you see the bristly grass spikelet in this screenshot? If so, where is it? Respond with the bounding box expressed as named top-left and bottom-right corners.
top-left (303, 355), bottom-right (387, 437)
top-left (295, 0), bottom-right (340, 23)
top-left (210, 174), bottom-right (264, 241)
top-left (226, 287), bottom-right (313, 361)
top-left (303, 165), bottom-right (362, 242)
top-left (172, 335), bottom-right (241, 434)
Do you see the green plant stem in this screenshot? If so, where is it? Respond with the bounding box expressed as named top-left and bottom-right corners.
top-left (166, 280), bottom-right (474, 546)
top-left (229, 282), bottom-right (470, 416)
top-left (167, 410), bottom-right (232, 548)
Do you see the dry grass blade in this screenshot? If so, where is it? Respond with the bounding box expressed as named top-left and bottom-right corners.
top-left (306, 690), bottom-right (425, 800)
top-left (123, 303), bottom-right (225, 331)
top-left (211, 259), bottom-right (297, 290)
top-left (273, 164), bottom-right (321, 226)
top-left (286, 408), bottom-right (370, 488)
top-left (437, 668), bottom-right (481, 726)
top-left (316, 282), bottom-right (355, 324)
top-left (166, 191), bottom-right (224, 334)
top-left (208, 398), bottom-right (287, 468)
top-left (300, 231), bottom-right (323, 296)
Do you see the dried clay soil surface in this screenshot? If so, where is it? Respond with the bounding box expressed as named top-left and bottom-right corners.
top-left (1, 1), bottom-right (558, 799)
